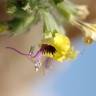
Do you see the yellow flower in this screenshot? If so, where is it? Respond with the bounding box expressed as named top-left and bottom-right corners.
top-left (41, 32), bottom-right (77, 62)
top-left (39, 10), bottom-right (77, 62)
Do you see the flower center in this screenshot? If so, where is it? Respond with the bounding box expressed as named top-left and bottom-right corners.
top-left (41, 44), bottom-right (56, 55)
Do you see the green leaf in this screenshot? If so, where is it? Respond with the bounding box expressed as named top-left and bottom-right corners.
top-left (8, 14), bottom-right (35, 35)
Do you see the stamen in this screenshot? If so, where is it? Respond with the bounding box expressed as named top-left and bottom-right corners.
top-left (6, 46), bottom-right (43, 72)
top-left (6, 47), bottom-right (30, 56)
top-left (6, 46), bottom-right (41, 58)
top-left (6, 45), bottom-right (56, 72)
